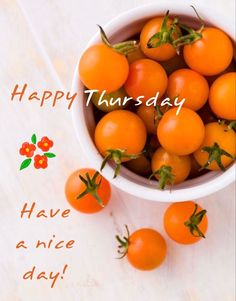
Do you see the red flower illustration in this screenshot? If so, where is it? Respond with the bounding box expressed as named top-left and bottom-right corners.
top-left (37, 136), bottom-right (53, 152)
top-left (34, 155), bottom-right (48, 169)
top-left (19, 142), bottom-right (36, 158)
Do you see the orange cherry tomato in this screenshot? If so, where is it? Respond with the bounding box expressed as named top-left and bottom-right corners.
top-left (209, 72), bottom-right (236, 120)
top-left (151, 147), bottom-right (191, 188)
top-left (183, 27), bottom-right (233, 76)
top-left (157, 107), bottom-right (205, 155)
top-left (95, 110), bottom-right (146, 156)
top-left (124, 59), bottom-right (168, 101)
top-left (116, 226), bottom-right (167, 270)
top-left (194, 122), bottom-right (236, 171)
top-left (140, 17), bottom-right (178, 61)
top-left (125, 155), bottom-right (151, 176)
top-left (65, 169), bottom-right (111, 214)
top-left (164, 201), bottom-right (208, 244)
top-left (79, 44), bottom-right (129, 93)
top-left (167, 68), bottom-right (209, 111)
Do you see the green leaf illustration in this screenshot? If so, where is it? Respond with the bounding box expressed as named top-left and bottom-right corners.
top-left (31, 134), bottom-right (37, 144)
top-left (20, 158), bottom-right (32, 170)
top-left (44, 152), bottom-right (56, 158)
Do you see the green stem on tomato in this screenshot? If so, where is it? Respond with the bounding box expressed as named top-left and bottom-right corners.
top-left (184, 203), bottom-right (207, 238)
top-left (97, 25), bottom-right (139, 55)
top-left (77, 171), bottom-right (104, 207)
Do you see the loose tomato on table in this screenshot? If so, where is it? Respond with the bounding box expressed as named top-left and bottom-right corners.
top-left (167, 68), bottom-right (209, 111)
top-left (140, 13), bottom-right (180, 61)
top-left (124, 59), bottom-right (168, 101)
top-left (209, 72), bottom-right (236, 120)
top-left (157, 107), bottom-right (205, 156)
top-left (116, 226), bottom-right (167, 270)
top-left (164, 201), bottom-right (208, 244)
top-left (194, 122), bottom-right (236, 171)
top-left (94, 110), bottom-right (147, 177)
top-left (65, 168), bottom-right (111, 214)
top-left (150, 147), bottom-right (191, 189)
top-left (183, 27), bottom-right (233, 76)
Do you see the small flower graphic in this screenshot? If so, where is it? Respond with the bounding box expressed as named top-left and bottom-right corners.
top-left (19, 134), bottom-right (56, 170)
top-left (34, 155), bottom-right (48, 169)
top-left (19, 142), bottom-right (36, 158)
top-left (37, 136), bottom-right (53, 152)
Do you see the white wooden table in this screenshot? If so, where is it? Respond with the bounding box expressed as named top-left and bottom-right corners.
top-left (0, 0), bottom-right (235, 300)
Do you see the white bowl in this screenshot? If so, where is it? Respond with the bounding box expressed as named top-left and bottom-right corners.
top-left (71, 2), bottom-right (235, 202)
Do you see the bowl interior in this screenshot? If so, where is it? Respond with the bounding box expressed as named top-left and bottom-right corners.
top-left (72, 4), bottom-right (235, 201)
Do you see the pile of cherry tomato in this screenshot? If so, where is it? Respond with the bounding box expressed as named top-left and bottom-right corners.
top-left (79, 9), bottom-right (235, 188)
top-left (65, 8), bottom-right (235, 271)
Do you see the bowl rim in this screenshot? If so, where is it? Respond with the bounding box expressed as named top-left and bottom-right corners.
top-left (71, 2), bottom-right (235, 202)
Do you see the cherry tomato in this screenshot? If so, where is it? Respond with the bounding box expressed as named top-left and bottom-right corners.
top-left (151, 147), bottom-right (191, 188)
top-left (194, 122), bottom-right (236, 171)
top-left (127, 47), bottom-right (146, 64)
top-left (95, 110), bottom-right (146, 156)
top-left (164, 201), bottom-right (208, 244)
top-left (157, 107), bottom-right (205, 155)
top-left (94, 110), bottom-right (147, 177)
top-left (65, 169), bottom-right (111, 214)
top-left (125, 155), bottom-right (151, 176)
top-left (91, 88), bottom-right (128, 112)
top-left (116, 226), bottom-right (167, 270)
top-left (79, 44), bottom-right (129, 93)
top-left (140, 16), bottom-right (179, 61)
top-left (209, 72), bottom-right (236, 120)
top-left (167, 68), bottom-right (209, 111)
top-left (183, 27), bottom-right (233, 76)
top-left (124, 59), bottom-right (168, 101)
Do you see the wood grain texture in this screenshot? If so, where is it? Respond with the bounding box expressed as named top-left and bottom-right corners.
top-left (0, 0), bottom-right (235, 300)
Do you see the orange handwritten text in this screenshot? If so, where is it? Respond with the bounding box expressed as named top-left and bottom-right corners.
top-left (20, 202), bottom-right (71, 219)
top-left (23, 264), bottom-right (68, 288)
top-left (11, 84), bottom-right (77, 109)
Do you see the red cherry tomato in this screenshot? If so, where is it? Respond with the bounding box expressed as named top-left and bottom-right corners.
top-left (124, 59), bottom-right (168, 101)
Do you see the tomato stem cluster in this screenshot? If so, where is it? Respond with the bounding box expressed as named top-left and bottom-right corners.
top-left (184, 204), bottom-right (207, 238)
top-left (77, 171), bottom-right (104, 207)
top-left (116, 225), bottom-right (130, 259)
top-left (149, 165), bottom-right (174, 190)
top-left (147, 6), bottom-right (205, 53)
top-left (101, 149), bottom-right (142, 178)
top-left (201, 142), bottom-right (235, 171)
top-left (147, 11), bottom-right (181, 49)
